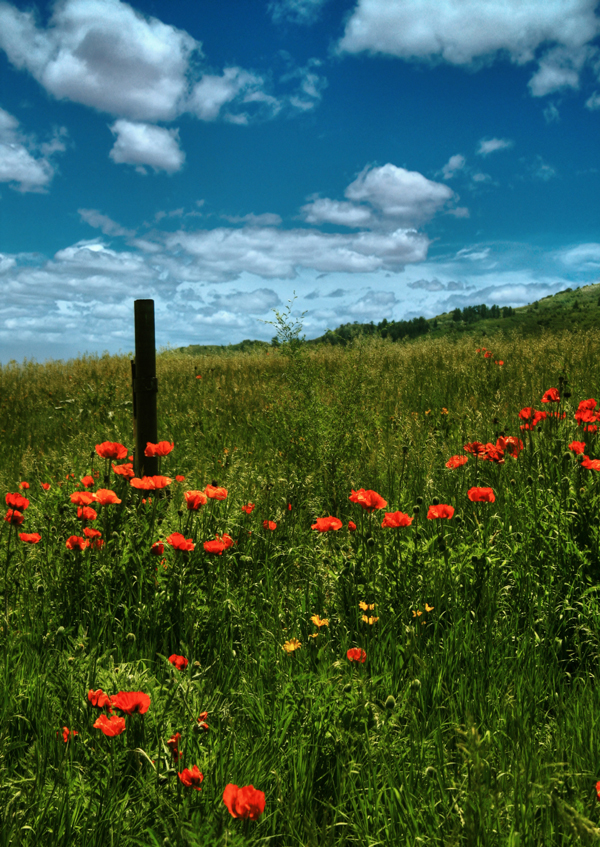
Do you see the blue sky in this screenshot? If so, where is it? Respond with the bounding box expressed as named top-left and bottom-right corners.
top-left (0, 0), bottom-right (599, 362)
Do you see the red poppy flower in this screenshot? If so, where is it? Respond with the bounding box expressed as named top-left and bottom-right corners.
top-left (427, 504), bottom-right (454, 519)
top-left (6, 492), bottom-right (30, 511)
top-left (84, 528), bottom-right (102, 541)
top-left (41, 482), bottom-right (51, 491)
top-left (203, 533), bottom-right (234, 554)
top-left (263, 520), bottom-right (277, 530)
top-left (88, 688), bottom-right (111, 708)
top-left (95, 441), bottom-right (128, 460)
top-left (144, 441), bottom-right (174, 457)
top-left (151, 541), bottom-right (164, 555)
top-left (175, 475), bottom-right (186, 482)
top-left (468, 487), bottom-right (495, 503)
top-left (94, 489), bottom-right (122, 505)
top-left (483, 351), bottom-right (492, 358)
top-left (348, 520), bottom-right (357, 531)
top-left (579, 398), bottom-right (597, 412)
top-left (112, 462), bottom-right (135, 478)
top-left (178, 765), bottom-right (204, 791)
top-left (569, 441), bottom-right (587, 454)
top-left (168, 654), bottom-right (188, 671)
top-left (70, 491), bottom-right (96, 506)
top-left (167, 732), bottom-right (182, 762)
top-left (575, 408), bottom-right (599, 426)
top-left (495, 360), bottom-right (504, 366)
top-left (518, 407), bottom-right (533, 420)
top-left (347, 647), bottom-right (367, 663)
top-left (446, 455), bottom-right (468, 469)
top-left (19, 481), bottom-right (29, 489)
top-left (596, 780), bottom-right (600, 802)
top-left (349, 488), bottom-right (387, 511)
top-left (581, 457), bottom-right (600, 470)
top-left (496, 436), bottom-right (524, 458)
top-left (311, 516), bottom-right (343, 531)
top-left (223, 784), bottom-right (266, 820)
top-left (66, 535), bottom-right (89, 551)
top-left (381, 511), bottom-right (413, 528)
top-left (93, 714), bottom-right (126, 736)
top-left (81, 475), bottom-right (95, 488)
top-left (109, 691), bottom-right (151, 715)
top-left (130, 475), bottom-right (172, 490)
top-left (77, 506), bottom-right (98, 521)
top-left (184, 490), bottom-right (208, 510)
top-left (61, 726), bottom-right (78, 743)
top-left (4, 509), bottom-right (24, 525)
top-left (463, 441), bottom-right (487, 457)
top-left (541, 387), bottom-right (560, 403)
top-left (166, 532), bottom-right (195, 552)
top-left (204, 484), bottom-right (228, 500)
top-left (241, 503), bottom-right (255, 514)
top-left (197, 711), bottom-right (209, 731)
top-left (19, 532), bottom-right (41, 544)
top-left (480, 443), bottom-right (505, 464)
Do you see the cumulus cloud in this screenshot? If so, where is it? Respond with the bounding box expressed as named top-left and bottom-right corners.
top-left (337, 0), bottom-right (600, 101)
top-left (108, 120), bottom-right (185, 173)
top-left (303, 163), bottom-right (457, 230)
top-left (187, 67), bottom-right (280, 122)
top-left (476, 138), bottom-right (514, 156)
top-left (0, 106), bottom-right (65, 192)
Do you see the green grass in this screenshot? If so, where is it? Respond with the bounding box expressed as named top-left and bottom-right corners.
top-left (2, 330), bottom-right (600, 845)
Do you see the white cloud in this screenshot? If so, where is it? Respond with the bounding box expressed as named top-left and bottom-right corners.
top-left (187, 67), bottom-right (277, 121)
top-left (476, 138), bottom-right (514, 156)
top-left (78, 208), bottom-right (136, 237)
top-left (268, 0), bottom-right (330, 25)
top-left (585, 91), bottom-right (600, 109)
top-left (222, 213), bottom-right (282, 227)
top-left (558, 243), bottom-right (600, 266)
top-left (108, 120), bottom-right (185, 173)
top-left (0, 0), bottom-right (198, 122)
top-left (0, 105), bottom-right (65, 192)
top-left (544, 102), bottom-right (561, 121)
top-left (441, 153), bottom-right (466, 179)
top-left (337, 0), bottom-right (600, 100)
top-left (301, 198), bottom-right (373, 228)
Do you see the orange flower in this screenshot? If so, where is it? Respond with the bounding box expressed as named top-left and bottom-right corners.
top-left (241, 503), bottom-right (255, 514)
top-left (467, 487), bottom-right (495, 503)
top-left (166, 532), bottom-right (195, 552)
top-left (347, 647), bottom-right (367, 663)
top-left (168, 654), bottom-right (188, 671)
top-left (359, 601), bottom-right (375, 611)
top-left (361, 615), bottom-right (379, 625)
top-left (5, 509), bottom-right (24, 526)
top-left (263, 520), bottom-right (277, 530)
top-left (81, 475), bottom-right (95, 488)
top-left (203, 533), bottom-right (234, 554)
top-left (61, 726), bottom-right (78, 743)
top-left (446, 455), bottom-right (468, 469)
top-left (381, 511), bottom-right (413, 528)
top-left (349, 488), bottom-right (387, 511)
top-left (112, 462), bottom-right (134, 478)
top-left (6, 492), bottom-right (30, 511)
top-left (88, 688), bottom-right (111, 708)
top-left (95, 441), bottom-right (128, 460)
top-left (94, 488), bottom-right (122, 505)
top-left (109, 691), bottom-right (151, 715)
top-left (282, 638), bottom-right (301, 653)
top-left (223, 784), bottom-right (265, 820)
top-left (70, 491), bottom-right (96, 506)
top-left (184, 490), bottom-right (208, 510)
top-left (66, 535), bottom-right (89, 551)
top-left (167, 732), bottom-right (182, 762)
top-left (178, 765), bottom-right (204, 791)
top-left (205, 484), bottom-right (228, 500)
top-left (130, 475), bottom-right (172, 490)
top-left (197, 711), bottom-right (209, 731)
top-left (77, 506), bottom-right (98, 521)
top-left (144, 441), bottom-right (174, 457)
top-left (19, 532), bottom-right (41, 543)
top-left (581, 456), bottom-right (600, 470)
top-left (311, 516), bottom-right (343, 531)
top-left (427, 504), bottom-right (454, 519)
top-left (311, 614), bottom-right (329, 628)
top-left (93, 714), bottom-right (126, 736)
top-left (41, 482), bottom-right (51, 491)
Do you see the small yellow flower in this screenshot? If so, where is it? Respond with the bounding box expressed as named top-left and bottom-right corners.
top-left (311, 614), bottom-right (329, 628)
top-left (359, 601), bottom-right (375, 611)
top-left (425, 603), bottom-right (434, 612)
top-left (425, 409), bottom-right (431, 415)
top-left (412, 609), bottom-right (422, 618)
top-left (441, 408), bottom-right (449, 415)
top-left (308, 633), bottom-right (319, 639)
top-left (282, 638), bottom-right (302, 653)
top-left (361, 615), bottom-right (379, 625)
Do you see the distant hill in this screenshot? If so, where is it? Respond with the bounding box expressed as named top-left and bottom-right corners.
top-left (176, 281), bottom-right (600, 355)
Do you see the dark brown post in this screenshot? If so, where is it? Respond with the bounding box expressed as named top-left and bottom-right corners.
top-left (132, 299), bottom-right (158, 477)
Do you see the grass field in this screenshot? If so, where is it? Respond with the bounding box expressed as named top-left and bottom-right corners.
top-left (2, 328), bottom-right (600, 845)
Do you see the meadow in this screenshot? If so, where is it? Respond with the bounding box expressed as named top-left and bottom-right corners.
top-left (2, 328), bottom-right (600, 845)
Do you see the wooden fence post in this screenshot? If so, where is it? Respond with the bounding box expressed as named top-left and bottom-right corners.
top-left (132, 299), bottom-right (158, 477)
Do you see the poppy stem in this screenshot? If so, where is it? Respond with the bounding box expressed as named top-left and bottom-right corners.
top-left (4, 521), bottom-right (15, 627)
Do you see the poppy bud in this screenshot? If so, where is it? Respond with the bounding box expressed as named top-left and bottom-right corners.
top-left (343, 683), bottom-right (352, 694)
top-left (416, 496), bottom-right (423, 505)
top-left (527, 475), bottom-right (534, 485)
top-left (414, 531), bottom-right (421, 541)
top-left (385, 695), bottom-right (396, 710)
top-left (56, 626), bottom-right (65, 636)
top-left (127, 632), bottom-right (136, 642)
top-left (538, 474), bottom-right (545, 483)
top-left (411, 679), bottom-right (421, 690)
top-left (431, 496), bottom-right (439, 506)
top-left (454, 515), bottom-right (463, 526)
top-left (510, 478), bottom-right (517, 486)
top-left (177, 510), bottom-right (183, 518)
top-left (412, 505), bottom-right (420, 514)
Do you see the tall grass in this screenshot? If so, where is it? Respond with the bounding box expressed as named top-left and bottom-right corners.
top-left (1, 329), bottom-right (600, 845)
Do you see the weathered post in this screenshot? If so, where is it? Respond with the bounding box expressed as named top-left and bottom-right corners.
top-left (132, 299), bottom-right (158, 477)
